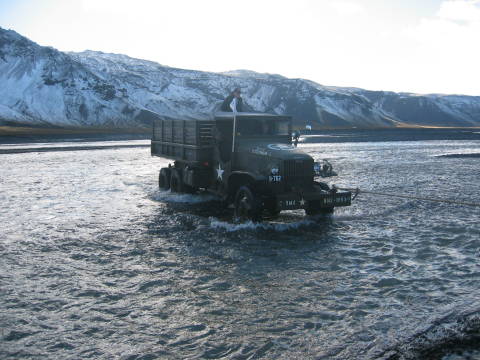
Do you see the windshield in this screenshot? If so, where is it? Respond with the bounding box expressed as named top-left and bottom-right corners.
top-left (237, 117), bottom-right (290, 136)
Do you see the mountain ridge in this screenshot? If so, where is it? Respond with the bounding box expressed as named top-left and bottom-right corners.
top-left (1, 27), bottom-right (479, 129)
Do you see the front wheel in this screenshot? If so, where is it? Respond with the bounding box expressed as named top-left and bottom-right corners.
top-left (264, 197), bottom-right (280, 218)
top-left (234, 186), bottom-right (263, 222)
top-left (267, 209), bottom-right (281, 217)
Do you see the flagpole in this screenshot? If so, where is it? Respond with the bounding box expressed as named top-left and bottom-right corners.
top-left (230, 98), bottom-right (238, 166)
top-left (232, 112), bottom-right (236, 153)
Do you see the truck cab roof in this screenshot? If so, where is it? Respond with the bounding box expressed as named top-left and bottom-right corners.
top-left (214, 112), bottom-right (292, 139)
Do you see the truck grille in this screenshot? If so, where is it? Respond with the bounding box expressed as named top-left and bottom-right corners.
top-left (282, 159), bottom-right (314, 184)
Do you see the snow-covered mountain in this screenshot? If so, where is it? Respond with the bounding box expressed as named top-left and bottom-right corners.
top-left (1, 27), bottom-right (479, 129)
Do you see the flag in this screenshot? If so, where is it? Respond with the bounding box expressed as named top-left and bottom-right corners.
top-left (230, 97), bottom-right (237, 113)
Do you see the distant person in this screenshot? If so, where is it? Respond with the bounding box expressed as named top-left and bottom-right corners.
top-left (221, 88), bottom-right (244, 112)
top-left (292, 130), bottom-right (300, 147)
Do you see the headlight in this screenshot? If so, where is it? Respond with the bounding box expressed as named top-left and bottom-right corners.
top-left (314, 162), bottom-right (321, 176)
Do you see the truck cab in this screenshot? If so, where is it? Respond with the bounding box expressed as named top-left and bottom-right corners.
top-left (151, 112), bottom-right (351, 221)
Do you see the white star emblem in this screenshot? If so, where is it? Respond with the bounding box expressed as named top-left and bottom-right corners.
top-left (299, 198), bottom-right (306, 206)
top-left (216, 163), bottom-right (224, 180)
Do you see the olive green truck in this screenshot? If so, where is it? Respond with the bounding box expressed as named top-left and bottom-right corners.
top-left (151, 112), bottom-right (351, 221)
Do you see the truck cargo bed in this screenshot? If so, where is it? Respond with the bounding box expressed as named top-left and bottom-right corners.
top-left (151, 119), bottom-right (214, 162)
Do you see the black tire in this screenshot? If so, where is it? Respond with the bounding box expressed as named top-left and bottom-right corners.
top-left (267, 209), bottom-right (281, 217)
top-left (264, 197), bottom-right (281, 217)
top-left (234, 186), bottom-right (263, 222)
top-left (183, 184), bottom-right (196, 194)
top-left (159, 168), bottom-right (171, 190)
top-left (170, 169), bottom-right (184, 193)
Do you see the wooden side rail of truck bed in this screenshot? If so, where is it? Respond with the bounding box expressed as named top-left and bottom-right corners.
top-left (151, 119), bottom-right (215, 162)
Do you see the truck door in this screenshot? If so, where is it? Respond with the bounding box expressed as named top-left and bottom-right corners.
top-left (215, 120), bottom-right (233, 163)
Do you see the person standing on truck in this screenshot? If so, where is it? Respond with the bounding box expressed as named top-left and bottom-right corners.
top-left (292, 129), bottom-right (300, 147)
top-left (221, 88), bottom-right (244, 112)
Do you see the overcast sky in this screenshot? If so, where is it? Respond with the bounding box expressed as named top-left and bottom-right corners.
top-left (1, 0), bottom-right (479, 95)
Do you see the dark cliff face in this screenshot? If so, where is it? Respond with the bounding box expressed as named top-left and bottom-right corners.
top-left (359, 90), bottom-right (480, 127)
top-left (1, 27), bottom-right (479, 129)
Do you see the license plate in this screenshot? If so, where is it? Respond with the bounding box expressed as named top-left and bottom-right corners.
top-left (321, 194), bottom-right (351, 206)
top-left (278, 198), bottom-right (306, 209)
top-left (278, 192), bottom-right (352, 210)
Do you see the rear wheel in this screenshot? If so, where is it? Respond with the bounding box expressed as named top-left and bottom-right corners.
top-left (159, 168), bottom-right (171, 190)
top-left (170, 168), bottom-right (196, 194)
top-left (234, 186), bottom-right (263, 222)
top-left (170, 169), bottom-right (184, 193)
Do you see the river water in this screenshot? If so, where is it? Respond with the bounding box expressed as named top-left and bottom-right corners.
top-left (1, 130), bottom-right (479, 359)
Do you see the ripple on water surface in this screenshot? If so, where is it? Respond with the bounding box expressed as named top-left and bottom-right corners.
top-left (1, 137), bottom-right (479, 359)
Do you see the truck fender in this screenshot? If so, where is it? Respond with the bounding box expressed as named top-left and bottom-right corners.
top-left (227, 171), bottom-right (266, 198)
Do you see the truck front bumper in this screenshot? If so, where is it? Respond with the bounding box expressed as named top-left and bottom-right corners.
top-left (276, 190), bottom-right (352, 210)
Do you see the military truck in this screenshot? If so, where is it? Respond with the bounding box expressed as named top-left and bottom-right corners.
top-left (151, 112), bottom-right (351, 221)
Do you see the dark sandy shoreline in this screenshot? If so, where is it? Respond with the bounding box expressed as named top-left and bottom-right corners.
top-left (0, 125), bottom-right (150, 135)
top-left (0, 126), bottom-right (150, 144)
top-left (0, 144), bottom-right (150, 155)
top-left (2, 125), bottom-right (479, 137)
top-left (2, 125), bottom-right (480, 145)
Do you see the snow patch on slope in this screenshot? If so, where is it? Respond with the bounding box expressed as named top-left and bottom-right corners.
top-left (1, 27), bottom-right (479, 129)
